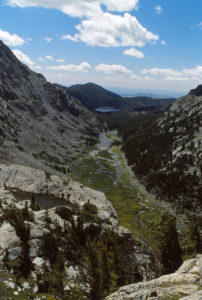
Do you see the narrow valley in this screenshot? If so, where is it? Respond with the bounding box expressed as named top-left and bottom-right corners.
top-left (70, 131), bottom-right (200, 262)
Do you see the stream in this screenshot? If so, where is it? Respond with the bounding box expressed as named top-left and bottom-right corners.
top-left (70, 130), bottom-right (167, 238)
top-left (70, 131), bottom-right (197, 258)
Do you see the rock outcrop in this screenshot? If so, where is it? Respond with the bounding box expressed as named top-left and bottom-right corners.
top-left (0, 40), bottom-right (101, 174)
top-left (0, 163), bottom-right (117, 225)
top-left (0, 164), bottom-right (160, 299)
top-left (105, 254), bottom-right (202, 300)
top-left (189, 84), bottom-right (202, 96)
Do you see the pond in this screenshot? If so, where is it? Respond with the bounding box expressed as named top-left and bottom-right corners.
top-left (12, 191), bottom-right (68, 209)
top-left (94, 107), bottom-right (121, 113)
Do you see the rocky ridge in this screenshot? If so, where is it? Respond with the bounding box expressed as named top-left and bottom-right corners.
top-left (0, 40), bottom-right (101, 174)
top-left (0, 164), bottom-right (160, 299)
top-left (120, 90), bottom-right (202, 212)
top-left (105, 254), bottom-right (202, 300)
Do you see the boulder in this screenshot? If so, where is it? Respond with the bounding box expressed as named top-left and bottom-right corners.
top-left (0, 222), bottom-right (20, 251)
top-left (105, 254), bottom-right (202, 300)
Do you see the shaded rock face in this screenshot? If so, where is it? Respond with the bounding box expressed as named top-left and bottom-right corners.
top-left (121, 91), bottom-right (202, 212)
top-left (105, 254), bottom-right (202, 300)
top-left (0, 40), bottom-right (100, 174)
top-left (189, 84), bottom-right (202, 96)
top-left (0, 164), bottom-right (160, 299)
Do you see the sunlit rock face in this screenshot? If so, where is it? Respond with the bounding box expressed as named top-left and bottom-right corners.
top-left (105, 254), bottom-right (202, 300)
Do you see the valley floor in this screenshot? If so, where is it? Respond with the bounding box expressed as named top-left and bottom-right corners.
top-left (70, 132), bottom-right (165, 241)
top-left (70, 131), bottom-right (199, 259)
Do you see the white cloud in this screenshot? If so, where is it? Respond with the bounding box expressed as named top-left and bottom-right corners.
top-left (95, 63), bottom-right (132, 74)
top-left (6, 0), bottom-right (139, 17)
top-left (44, 37), bottom-right (52, 42)
top-left (6, 1), bottom-right (158, 49)
top-left (61, 34), bottom-right (78, 42)
top-left (0, 28), bottom-right (25, 46)
top-left (197, 21), bottom-right (202, 29)
top-left (144, 76), bottom-right (154, 81)
top-left (38, 57), bottom-right (46, 63)
top-left (12, 49), bottom-right (34, 66)
top-left (6, 1), bottom-right (158, 51)
top-left (164, 76), bottom-right (189, 82)
top-left (123, 47), bottom-right (144, 58)
top-left (161, 40), bottom-right (166, 46)
top-left (69, 13), bottom-right (159, 47)
top-left (102, 0), bottom-right (139, 12)
top-left (142, 68), bottom-right (182, 77)
top-left (183, 65), bottom-right (202, 77)
top-left (130, 73), bottom-right (141, 80)
top-left (142, 65), bottom-right (202, 82)
top-left (56, 59), bottom-right (66, 63)
top-left (154, 5), bottom-right (163, 14)
top-left (45, 55), bottom-right (54, 61)
top-left (47, 62), bottom-right (91, 72)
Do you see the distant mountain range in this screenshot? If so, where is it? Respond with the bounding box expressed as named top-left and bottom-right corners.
top-left (107, 87), bottom-right (186, 99)
top-left (64, 82), bottom-right (174, 111)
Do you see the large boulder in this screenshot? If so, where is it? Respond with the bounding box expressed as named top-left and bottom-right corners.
top-left (105, 254), bottom-right (202, 300)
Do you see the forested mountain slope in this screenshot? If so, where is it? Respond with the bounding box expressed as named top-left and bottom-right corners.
top-left (65, 82), bottom-right (174, 111)
top-left (65, 82), bottom-right (122, 109)
top-left (119, 88), bottom-right (202, 212)
top-left (0, 41), bottom-right (100, 174)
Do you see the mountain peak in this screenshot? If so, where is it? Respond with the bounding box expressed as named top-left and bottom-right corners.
top-left (189, 84), bottom-right (202, 96)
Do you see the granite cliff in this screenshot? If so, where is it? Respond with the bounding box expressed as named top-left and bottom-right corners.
top-left (0, 41), bottom-right (101, 174)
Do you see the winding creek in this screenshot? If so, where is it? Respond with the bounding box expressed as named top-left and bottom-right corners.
top-left (70, 130), bottom-right (168, 240)
top-left (70, 131), bottom-right (197, 258)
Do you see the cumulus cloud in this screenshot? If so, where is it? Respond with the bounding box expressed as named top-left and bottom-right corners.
top-left (68, 13), bottom-right (159, 47)
top-left (56, 59), bottom-right (66, 63)
top-left (6, 0), bottom-right (139, 17)
top-left (44, 37), bottom-right (52, 42)
top-left (45, 55), bottom-right (54, 61)
top-left (123, 47), bottom-right (144, 58)
top-left (38, 57), bottom-right (46, 63)
top-left (183, 65), bottom-right (202, 77)
top-left (130, 73), bottom-right (141, 80)
top-left (144, 76), bottom-right (154, 81)
top-left (6, 0), bottom-right (158, 49)
top-left (142, 65), bottom-right (202, 82)
top-left (142, 68), bottom-right (182, 77)
top-left (164, 76), bottom-right (189, 82)
top-left (0, 29), bottom-right (24, 46)
top-left (61, 34), bottom-right (78, 42)
top-left (161, 40), bottom-right (166, 46)
top-left (154, 5), bottom-right (163, 14)
top-left (95, 63), bottom-right (132, 74)
top-left (12, 49), bottom-right (34, 66)
top-left (47, 62), bottom-right (91, 72)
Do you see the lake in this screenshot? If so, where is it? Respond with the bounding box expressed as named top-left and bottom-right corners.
top-left (94, 107), bottom-right (121, 113)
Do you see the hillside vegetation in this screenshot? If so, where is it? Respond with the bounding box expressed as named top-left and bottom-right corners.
top-left (119, 91), bottom-right (202, 213)
top-left (65, 82), bottom-right (174, 111)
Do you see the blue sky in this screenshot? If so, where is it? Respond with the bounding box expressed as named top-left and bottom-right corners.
top-left (0, 0), bottom-right (201, 93)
